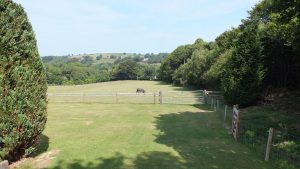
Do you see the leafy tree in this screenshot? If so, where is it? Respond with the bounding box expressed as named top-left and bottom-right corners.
top-left (147, 53), bottom-right (168, 63)
top-left (133, 55), bottom-right (143, 62)
top-left (96, 54), bottom-right (103, 60)
top-left (0, 1), bottom-right (47, 162)
top-left (81, 55), bottom-right (94, 64)
top-left (140, 64), bottom-right (159, 80)
top-left (112, 60), bottom-right (140, 80)
top-left (251, 0), bottom-right (300, 89)
top-left (160, 0), bottom-right (299, 107)
top-left (42, 56), bottom-right (55, 62)
top-left (45, 64), bottom-right (63, 85)
top-left (110, 55), bottom-right (117, 59)
top-left (173, 49), bottom-right (210, 87)
top-left (204, 49), bottom-right (233, 89)
top-left (221, 20), bottom-right (265, 107)
top-left (160, 45), bottom-right (193, 82)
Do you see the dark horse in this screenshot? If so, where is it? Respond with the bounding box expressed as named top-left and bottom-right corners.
top-left (136, 88), bottom-right (146, 93)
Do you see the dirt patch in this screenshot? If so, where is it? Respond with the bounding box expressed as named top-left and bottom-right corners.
top-left (10, 150), bottom-right (60, 169)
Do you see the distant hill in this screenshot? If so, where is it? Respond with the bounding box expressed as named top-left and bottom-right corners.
top-left (42, 52), bottom-right (168, 64)
top-left (41, 52), bottom-right (168, 85)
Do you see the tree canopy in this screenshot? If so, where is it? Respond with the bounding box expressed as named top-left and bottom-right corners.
top-left (159, 0), bottom-right (300, 107)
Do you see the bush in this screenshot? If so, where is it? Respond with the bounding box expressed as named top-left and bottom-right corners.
top-left (0, 1), bottom-right (47, 162)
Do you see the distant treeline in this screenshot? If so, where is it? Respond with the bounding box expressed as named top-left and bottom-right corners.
top-left (43, 53), bottom-right (167, 85)
top-left (159, 0), bottom-right (300, 107)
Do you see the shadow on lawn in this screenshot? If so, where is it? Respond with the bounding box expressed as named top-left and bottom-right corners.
top-left (133, 151), bottom-right (185, 169)
top-left (52, 153), bottom-right (125, 169)
top-left (31, 134), bottom-right (49, 157)
top-left (50, 106), bottom-right (268, 169)
top-left (51, 151), bottom-right (184, 169)
top-left (153, 108), bottom-right (269, 169)
top-left (53, 153), bottom-right (125, 169)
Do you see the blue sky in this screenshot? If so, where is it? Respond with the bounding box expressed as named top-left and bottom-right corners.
top-left (14, 0), bottom-right (260, 56)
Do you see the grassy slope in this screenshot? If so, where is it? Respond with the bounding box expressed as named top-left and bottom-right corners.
top-left (19, 81), bottom-right (271, 169)
top-left (47, 80), bottom-right (191, 93)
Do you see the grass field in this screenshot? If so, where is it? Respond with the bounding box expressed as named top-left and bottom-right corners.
top-left (17, 81), bottom-right (272, 169)
top-left (47, 80), bottom-right (190, 93)
top-left (47, 81), bottom-right (203, 105)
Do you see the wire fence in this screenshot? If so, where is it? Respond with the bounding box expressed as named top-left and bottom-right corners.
top-left (206, 93), bottom-right (300, 169)
top-left (47, 90), bottom-right (205, 105)
top-left (47, 89), bottom-right (300, 168)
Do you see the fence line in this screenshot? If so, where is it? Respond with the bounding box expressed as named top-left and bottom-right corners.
top-left (207, 94), bottom-right (300, 168)
top-left (47, 90), bottom-right (205, 105)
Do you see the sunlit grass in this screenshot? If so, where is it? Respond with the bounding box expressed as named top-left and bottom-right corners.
top-left (17, 81), bottom-right (272, 168)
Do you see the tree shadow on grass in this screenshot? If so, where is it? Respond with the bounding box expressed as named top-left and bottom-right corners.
top-left (51, 153), bottom-right (125, 169)
top-left (133, 151), bottom-right (185, 169)
top-left (31, 134), bottom-right (49, 157)
top-left (153, 109), bottom-right (271, 169)
top-left (50, 151), bottom-right (184, 169)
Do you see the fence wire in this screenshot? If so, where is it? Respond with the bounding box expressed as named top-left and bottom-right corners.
top-left (207, 94), bottom-right (300, 169)
top-left (47, 90), bottom-right (205, 105)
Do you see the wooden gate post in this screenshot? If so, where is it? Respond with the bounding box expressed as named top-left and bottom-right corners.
top-left (159, 91), bottom-right (163, 104)
top-left (0, 160), bottom-right (9, 169)
top-left (232, 105), bottom-right (240, 140)
top-left (224, 105), bottom-right (227, 122)
top-left (265, 128), bottom-right (274, 161)
top-left (116, 92), bottom-right (118, 103)
top-left (203, 90), bottom-right (207, 104)
top-left (52, 93), bottom-right (55, 103)
top-left (214, 99), bottom-right (217, 111)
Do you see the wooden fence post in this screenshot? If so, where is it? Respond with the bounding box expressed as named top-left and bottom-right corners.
top-left (203, 90), bottom-right (207, 104)
top-left (232, 105), bottom-right (240, 140)
top-left (0, 160), bottom-right (9, 169)
top-left (211, 97), bottom-right (214, 108)
top-left (159, 91), bottom-right (163, 104)
top-left (154, 92), bottom-right (156, 104)
top-left (116, 92), bottom-right (118, 103)
top-left (214, 99), bottom-right (217, 111)
top-left (52, 93), bottom-right (55, 103)
top-left (224, 105), bottom-right (227, 122)
top-left (265, 128), bottom-right (274, 161)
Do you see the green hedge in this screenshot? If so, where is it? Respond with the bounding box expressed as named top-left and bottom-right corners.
top-left (0, 0), bottom-right (47, 162)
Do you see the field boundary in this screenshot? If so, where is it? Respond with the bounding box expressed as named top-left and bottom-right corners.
top-left (47, 90), bottom-right (205, 105)
top-left (207, 93), bottom-right (300, 168)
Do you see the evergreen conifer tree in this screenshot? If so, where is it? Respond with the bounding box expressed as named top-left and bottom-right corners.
top-left (0, 0), bottom-right (47, 162)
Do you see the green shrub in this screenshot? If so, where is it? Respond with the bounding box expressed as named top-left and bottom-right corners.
top-left (276, 160), bottom-right (297, 169)
top-left (0, 1), bottom-right (47, 162)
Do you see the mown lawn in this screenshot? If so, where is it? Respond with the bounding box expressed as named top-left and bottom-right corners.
top-left (47, 80), bottom-right (191, 93)
top-left (17, 103), bottom-right (272, 169)
top-left (17, 81), bottom-right (272, 168)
